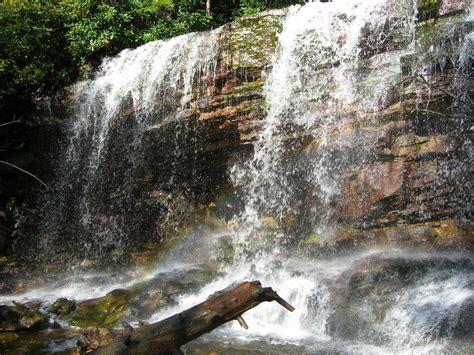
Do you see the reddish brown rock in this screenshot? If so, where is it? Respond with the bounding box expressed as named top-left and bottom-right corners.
top-left (341, 160), bottom-right (407, 220)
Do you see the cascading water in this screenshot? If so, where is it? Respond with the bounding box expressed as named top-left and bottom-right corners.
top-left (40, 29), bottom-right (222, 259)
top-left (230, 0), bottom-right (417, 265)
top-left (149, 1), bottom-right (474, 353)
top-left (2, 0), bottom-right (473, 354)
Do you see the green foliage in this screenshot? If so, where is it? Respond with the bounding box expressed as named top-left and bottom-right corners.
top-left (5, 198), bottom-right (16, 214)
top-left (0, 0), bottom-right (72, 113)
top-left (237, 0), bottom-right (267, 16)
top-left (237, 0), bottom-right (305, 15)
top-left (142, 1), bottom-right (212, 42)
top-left (64, 2), bottom-right (139, 64)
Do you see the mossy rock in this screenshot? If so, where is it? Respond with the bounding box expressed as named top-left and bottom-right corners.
top-left (418, 0), bottom-right (442, 21)
top-left (231, 79), bottom-right (265, 94)
top-left (304, 233), bottom-right (323, 245)
top-left (416, 17), bottom-right (471, 49)
top-left (48, 298), bottom-right (76, 317)
top-left (65, 289), bottom-right (132, 328)
top-left (0, 302), bottom-right (45, 332)
top-left (0, 329), bottom-right (80, 354)
top-left (213, 235), bottom-right (235, 266)
top-left (401, 17), bottom-right (473, 75)
top-left (230, 11), bottom-right (285, 71)
top-left (260, 216), bottom-right (278, 228)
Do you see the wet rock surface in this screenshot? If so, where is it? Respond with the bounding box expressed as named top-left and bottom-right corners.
top-left (0, 302), bottom-right (45, 332)
top-left (2, 0), bottom-right (471, 268)
top-left (327, 253), bottom-right (474, 342)
top-left (48, 298), bottom-right (76, 317)
top-left (0, 329), bottom-right (80, 355)
top-left (78, 327), bottom-right (114, 351)
top-left (0, 2), bottom-right (471, 353)
top-left (0, 263), bottom-right (217, 353)
top-left (65, 289), bottom-right (131, 328)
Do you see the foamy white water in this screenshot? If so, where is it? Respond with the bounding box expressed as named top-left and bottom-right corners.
top-left (148, 248), bottom-right (473, 354)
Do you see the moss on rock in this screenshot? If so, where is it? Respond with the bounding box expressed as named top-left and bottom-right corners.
top-left (48, 298), bottom-right (76, 317)
top-left (231, 78), bottom-right (265, 94)
top-left (65, 289), bottom-right (132, 328)
top-left (0, 302), bottom-right (45, 332)
top-left (230, 11), bottom-right (285, 71)
top-left (418, 0), bottom-right (442, 21)
top-left (304, 233), bottom-right (323, 245)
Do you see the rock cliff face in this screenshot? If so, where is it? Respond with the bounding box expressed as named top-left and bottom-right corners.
top-left (4, 0), bottom-right (473, 267)
top-left (151, 3), bottom-right (472, 250)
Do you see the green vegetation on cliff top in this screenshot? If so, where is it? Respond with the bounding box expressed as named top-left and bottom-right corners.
top-left (0, 0), bottom-right (303, 120)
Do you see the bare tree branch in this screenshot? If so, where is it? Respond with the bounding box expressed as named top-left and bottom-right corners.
top-left (0, 116), bottom-right (23, 127)
top-left (0, 160), bottom-right (48, 189)
top-left (415, 74), bottom-right (474, 109)
top-left (414, 108), bottom-right (474, 119)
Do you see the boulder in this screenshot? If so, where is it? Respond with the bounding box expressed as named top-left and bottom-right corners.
top-left (65, 289), bottom-right (131, 328)
top-left (452, 298), bottom-right (474, 338)
top-left (48, 298), bottom-right (76, 317)
top-left (0, 302), bottom-right (45, 332)
top-left (78, 327), bottom-right (114, 351)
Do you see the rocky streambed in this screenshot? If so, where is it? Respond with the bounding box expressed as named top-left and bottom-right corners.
top-left (0, 263), bottom-right (217, 353)
top-left (0, 247), bottom-right (473, 354)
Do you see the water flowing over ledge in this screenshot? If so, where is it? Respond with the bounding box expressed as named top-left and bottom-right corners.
top-left (1, 0), bottom-right (473, 354)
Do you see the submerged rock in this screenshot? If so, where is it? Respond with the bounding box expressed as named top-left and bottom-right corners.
top-left (78, 327), bottom-right (114, 351)
top-left (453, 298), bottom-right (474, 338)
top-left (0, 328), bottom-right (80, 354)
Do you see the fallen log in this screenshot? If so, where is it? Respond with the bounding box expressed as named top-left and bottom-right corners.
top-left (79, 280), bottom-right (294, 354)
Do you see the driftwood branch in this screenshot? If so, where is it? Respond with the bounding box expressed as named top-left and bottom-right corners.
top-left (80, 281), bottom-right (294, 354)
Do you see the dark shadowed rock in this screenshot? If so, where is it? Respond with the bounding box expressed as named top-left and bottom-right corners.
top-left (0, 302), bottom-right (45, 332)
top-left (452, 298), bottom-right (474, 338)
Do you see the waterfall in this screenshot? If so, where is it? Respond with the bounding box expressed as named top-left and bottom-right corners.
top-left (4, 0), bottom-right (472, 354)
top-left (230, 0), bottom-right (416, 269)
top-left (42, 29), bottom-right (222, 258)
